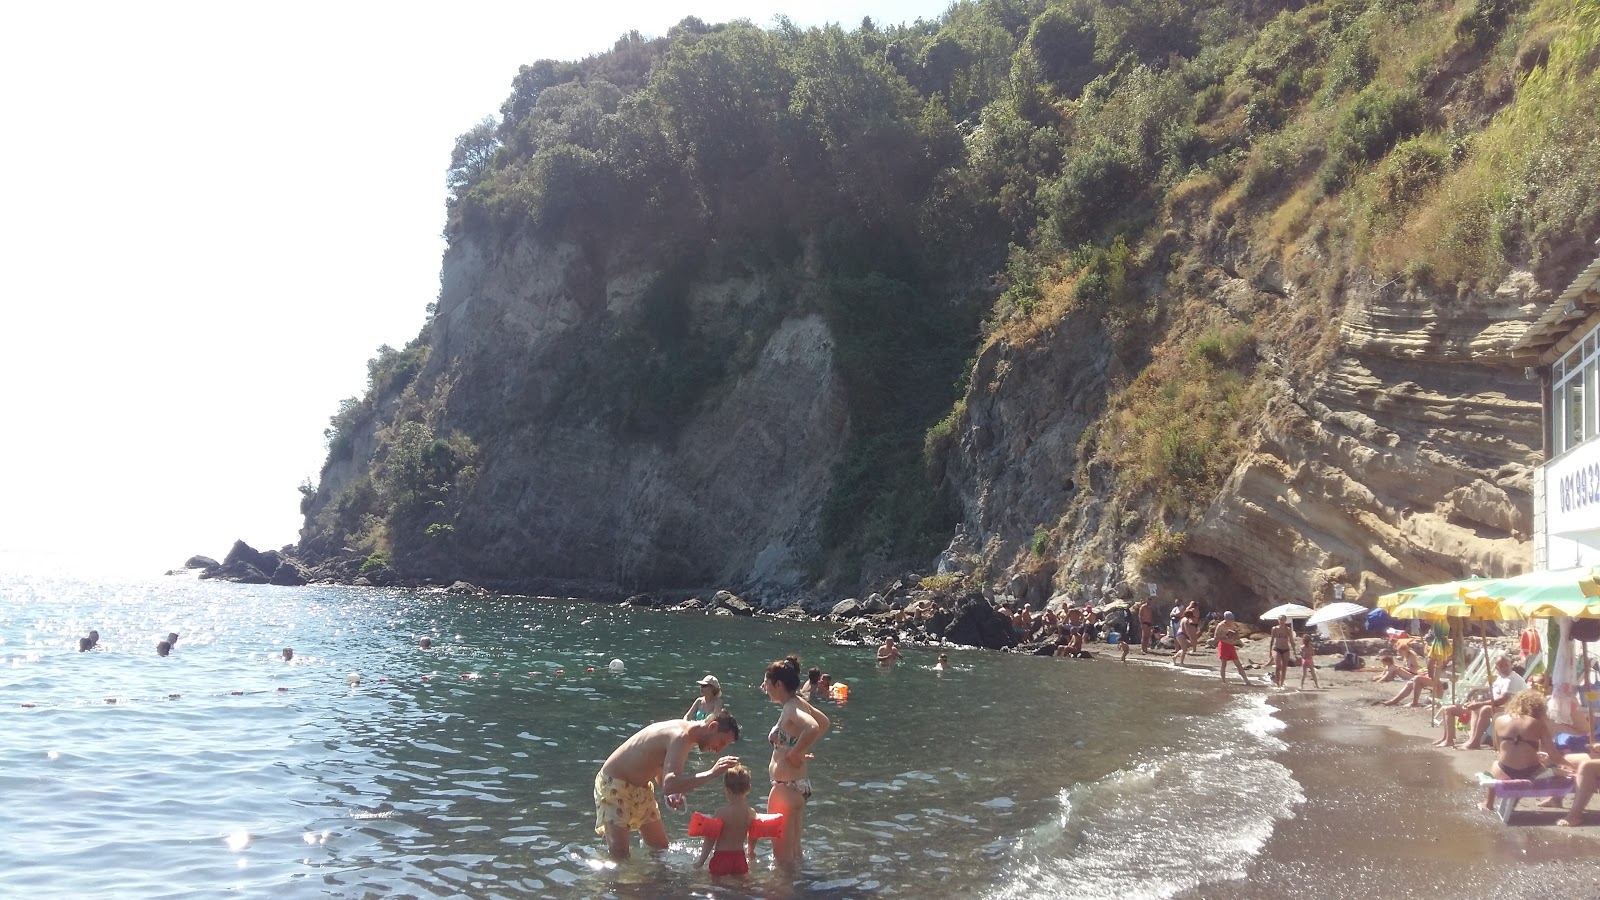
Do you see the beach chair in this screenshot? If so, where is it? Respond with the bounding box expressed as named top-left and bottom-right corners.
top-left (1475, 771), bottom-right (1575, 824)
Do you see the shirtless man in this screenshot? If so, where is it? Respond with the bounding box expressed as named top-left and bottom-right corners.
top-left (595, 712), bottom-right (741, 859)
top-left (877, 636), bottom-right (902, 666)
top-left (1136, 598), bottom-right (1155, 653)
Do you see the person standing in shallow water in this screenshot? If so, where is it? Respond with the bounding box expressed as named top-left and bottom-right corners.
top-left (594, 712), bottom-right (741, 859)
top-left (1269, 615), bottom-right (1295, 687)
top-left (1215, 612), bottom-right (1250, 685)
top-left (762, 655), bottom-right (830, 866)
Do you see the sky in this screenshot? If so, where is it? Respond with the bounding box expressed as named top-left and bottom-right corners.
top-left (0, 0), bottom-right (952, 575)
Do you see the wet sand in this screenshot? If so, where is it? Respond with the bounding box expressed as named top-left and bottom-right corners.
top-left (1102, 642), bottom-right (1600, 896)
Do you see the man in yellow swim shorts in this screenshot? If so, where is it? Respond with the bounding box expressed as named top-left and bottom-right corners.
top-left (595, 710), bottom-right (741, 858)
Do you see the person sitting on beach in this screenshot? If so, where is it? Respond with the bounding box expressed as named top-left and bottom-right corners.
top-left (877, 636), bottom-right (901, 666)
top-left (1083, 604), bottom-right (1100, 643)
top-left (1019, 604), bottom-right (1034, 639)
top-left (1394, 641), bottom-right (1423, 675)
top-left (1558, 755), bottom-right (1600, 827)
top-left (694, 763), bottom-right (761, 877)
top-left (1372, 654), bottom-right (1408, 683)
top-left (1297, 632), bottom-right (1320, 690)
top-left (1432, 655), bottom-right (1525, 748)
top-left (1475, 690), bottom-right (1557, 812)
top-left (686, 675), bottom-right (724, 721)
top-left (1380, 667), bottom-right (1443, 707)
top-left (595, 711), bottom-right (741, 859)
top-left (1214, 612), bottom-right (1251, 685)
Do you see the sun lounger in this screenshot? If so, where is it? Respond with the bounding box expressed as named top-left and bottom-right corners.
top-left (1475, 770), bottom-right (1575, 824)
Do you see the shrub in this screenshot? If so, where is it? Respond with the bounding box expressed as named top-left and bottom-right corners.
top-left (1031, 526), bottom-right (1051, 557)
top-left (360, 552), bottom-right (389, 575)
top-left (1317, 85), bottom-right (1425, 192)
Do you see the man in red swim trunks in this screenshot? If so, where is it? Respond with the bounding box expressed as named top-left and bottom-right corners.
top-left (1215, 611), bottom-right (1251, 685)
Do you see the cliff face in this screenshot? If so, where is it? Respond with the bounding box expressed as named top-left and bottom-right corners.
top-left (948, 254), bottom-right (1546, 611)
top-left (305, 234), bottom-right (849, 593)
top-left (299, 1), bottom-right (1600, 607)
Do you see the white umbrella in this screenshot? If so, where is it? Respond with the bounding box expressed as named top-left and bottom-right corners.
top-left (1305, 601), bottom-right (1368, 627)
top-left (1260, 603), bottom-right (1314, 622)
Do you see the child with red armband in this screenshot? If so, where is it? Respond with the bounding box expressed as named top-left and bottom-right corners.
top-left (692, 764), bottom-right (782, 876)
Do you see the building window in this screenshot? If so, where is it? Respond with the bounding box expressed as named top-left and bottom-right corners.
top-left (1556, 381), bottom-right (1568, 456)
top-left (1570, 372), bottom-right (1587, 449)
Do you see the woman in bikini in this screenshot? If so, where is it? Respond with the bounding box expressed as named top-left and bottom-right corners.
top-left (1269, 616), bottom-right (1294, 687)
top-left (1478, 690), bottom-right (1557, 812)
top-left (762, 655), bottom-right (831, 865)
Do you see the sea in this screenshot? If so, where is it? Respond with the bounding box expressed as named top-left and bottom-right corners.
top-left (8, 569), bottom-right (1597, 899)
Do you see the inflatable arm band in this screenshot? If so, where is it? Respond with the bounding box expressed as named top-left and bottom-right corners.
top-left (688, 812), bottom-right (784, 841)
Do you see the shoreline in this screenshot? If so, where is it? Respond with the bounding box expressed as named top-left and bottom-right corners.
top-left (1087, 640), bottom-right (1600, 896)
top-left (1106, 640), bottom-right (1600, 837)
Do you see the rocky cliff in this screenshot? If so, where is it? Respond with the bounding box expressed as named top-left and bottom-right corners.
top-left (296, 0), bottom-right (1600, 612)
top-left (302, 235), bottom-right (850, 595)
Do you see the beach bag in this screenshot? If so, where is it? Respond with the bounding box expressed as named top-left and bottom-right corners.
top-left (1571, 619), bottom-right (1600, 642)
top-left (1332, 652), bottom-right (1361, 671)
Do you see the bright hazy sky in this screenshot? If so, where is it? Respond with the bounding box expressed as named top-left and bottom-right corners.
top-left (0, 1), bottom-right (951, 575)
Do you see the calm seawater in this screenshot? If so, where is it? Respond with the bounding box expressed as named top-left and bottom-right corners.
top-left (0, 572), bottom-right (1299, 899)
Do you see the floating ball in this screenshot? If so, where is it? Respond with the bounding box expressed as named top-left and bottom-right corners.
top-left (346, 673), bottom-right (361, 687)
top-left (608, 658), bottom-right (625, 673)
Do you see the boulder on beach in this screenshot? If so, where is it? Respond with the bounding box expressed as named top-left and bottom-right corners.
top-left (447, 581), bottom-right (485, 595)
top-left (184, 555), bottom-right (220, 570)
top-left (830, 598), bottom-right (863, 619)
top-left (712, 591), bottom-right (754, 616)
top-left (862, 594), bottom-right (889, 614)
top-left (937, 594), bottom-right (1018, 650)
top-left (678, 598), bottom-right (705, 610)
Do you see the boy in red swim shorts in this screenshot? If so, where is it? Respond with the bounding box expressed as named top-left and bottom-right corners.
top-left (696, 764), bottom-right (758, 876)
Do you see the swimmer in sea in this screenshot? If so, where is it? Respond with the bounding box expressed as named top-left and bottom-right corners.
top-left (685, 675), bottom-right (724, 721)
top-left (156, 640), bottom-right (171, 657)
top-left (934, 653), bottom-right (949, 671)
top-left (876, 636), bottom-right (901, 667)
top-left (419, 637), bottom-right (432, 650)
top-left (282, 647), bottom-right (294, 662)
top-left (762, 655), bottom-right (830, 865)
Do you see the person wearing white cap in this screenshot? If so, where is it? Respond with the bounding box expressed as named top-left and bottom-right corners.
top-left (1215, 612), bottom-right (1251, 685)
top-left (685, 675), bottom-right (725, 721)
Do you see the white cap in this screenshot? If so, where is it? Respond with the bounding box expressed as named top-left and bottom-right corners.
top-left (698, 675), bottom-right (720, 688)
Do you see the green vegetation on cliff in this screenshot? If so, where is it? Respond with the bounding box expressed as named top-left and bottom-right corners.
top-left (310, 0), bottom-right (1600, 587)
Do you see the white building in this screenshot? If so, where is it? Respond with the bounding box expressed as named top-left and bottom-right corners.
top-left (1515, 247), bottom-right (1600, 570)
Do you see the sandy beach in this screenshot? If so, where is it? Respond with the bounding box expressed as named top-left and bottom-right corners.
top-left (1098, 637), bottom-right (1600, 896)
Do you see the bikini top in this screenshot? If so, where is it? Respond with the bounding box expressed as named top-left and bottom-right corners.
top-left (769, 724), bottom-right (799, 749)
top-left (1500, 729), bottom-right (1536, 748)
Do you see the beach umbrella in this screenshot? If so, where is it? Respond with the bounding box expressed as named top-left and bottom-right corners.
top-left (1259, 603), bottom-right (1314, 621)
top-left (1305, 601), bottom-right (1368, 628)
top-left (1468, 567), bottom-right (1600, 619)
top-left (1378, 578), bottom-right (1498, 620)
